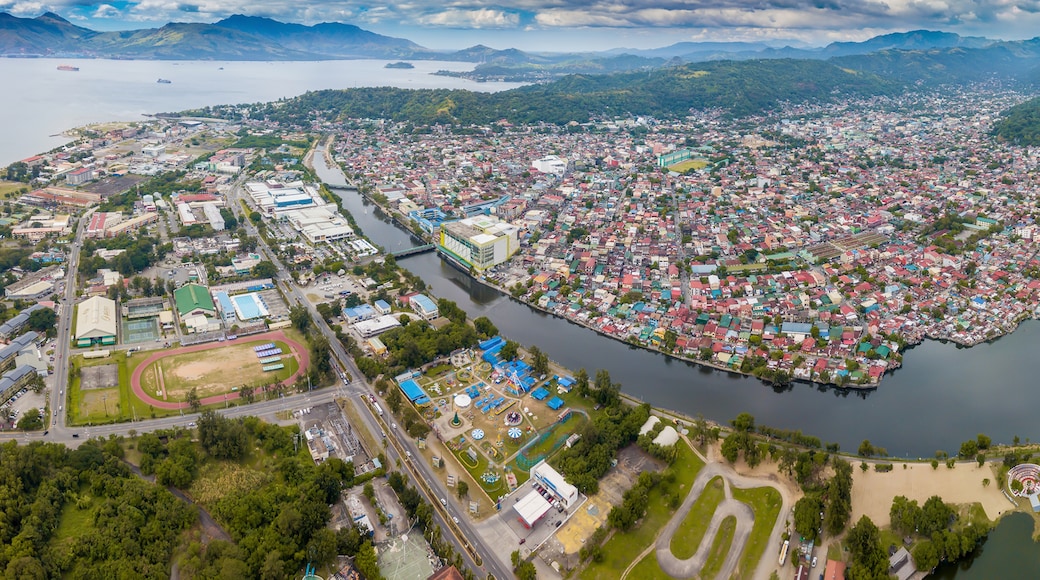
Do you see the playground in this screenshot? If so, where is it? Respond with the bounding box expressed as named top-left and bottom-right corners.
top-left (399, 339), bottom-right (591, 507)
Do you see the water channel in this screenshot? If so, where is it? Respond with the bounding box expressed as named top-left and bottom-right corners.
top-left (312, 147), bottom-right (1039, 577)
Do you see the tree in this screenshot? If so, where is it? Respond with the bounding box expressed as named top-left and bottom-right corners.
top-left (912, 540), bottom-right (940, 571)
top-left (499, 340), bottom-right (519, 361)
top-left (473, 316), bottom-right (497, 338)
top-left (456, 480), bottom-right (469, 499)
top-left (290, 304), bottom-right (312, 333)
top-left (15, 408), bottom-right (42, 430)
top-left (793, 495), bottom-right (823, 541)
top-left (959, 439), bottom-right (979, 459)
top-left (529, 345), bottom-right (550, 376)
top-left (252, 260), bottom-right (278, 279)
top-left (976, 433), bottom-right (991, 450)
top-left (26, 307), bottom-right (57, 337)
top-left (186, 387), bottom-right (201, 413)
top-left (731, 412), bottom-right (755, 432)
top-left (845, 515), bottom-right (888, 580)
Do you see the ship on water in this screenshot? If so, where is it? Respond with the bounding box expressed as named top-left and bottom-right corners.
top-left (56, 65), bottom-right (79, 71)
top-left (156, 78), bottom-right (171, 84)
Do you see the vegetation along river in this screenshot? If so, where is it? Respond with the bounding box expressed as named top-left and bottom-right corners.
top-left (312, 115), bottom-right (1040, 579)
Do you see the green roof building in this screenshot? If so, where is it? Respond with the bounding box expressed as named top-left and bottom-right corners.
top-left (173, 284), bottom-right (215, 317)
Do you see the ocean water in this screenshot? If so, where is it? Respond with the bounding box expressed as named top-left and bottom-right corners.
top-left (0, 57), bottom-right (523, 165)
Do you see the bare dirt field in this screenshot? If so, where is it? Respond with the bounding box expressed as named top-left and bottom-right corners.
top-left (851, 462), bottom-right (1010, 526)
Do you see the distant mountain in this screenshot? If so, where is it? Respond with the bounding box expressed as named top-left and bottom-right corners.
top-left (603, 41), bottom-right (775, 60)
top-left (0, 11), bottom-right (95, 54)
top-left (819, 30), bottom-right (992, 57)
top-left (0, 11), bottom-right (422, 60)
top-left (213, 14), bottom-right (423, 58)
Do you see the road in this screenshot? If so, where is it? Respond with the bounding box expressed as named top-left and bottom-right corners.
top-left (229, 170), bottom-right (511, 580)
top-left (0, 169), bottom-right (508, 579)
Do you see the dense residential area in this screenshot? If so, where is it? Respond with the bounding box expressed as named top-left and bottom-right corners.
top-left (302, 88), bottom-right (1040, 388)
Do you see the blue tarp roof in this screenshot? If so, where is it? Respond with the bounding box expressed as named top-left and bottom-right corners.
top-left (531, 387), bottom-right (550, 400)
top-left (547, 397), bottom-right (564, 410)
top-left (399, 379), bottom-right (428, 402)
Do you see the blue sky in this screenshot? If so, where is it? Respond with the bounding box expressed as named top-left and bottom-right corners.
top-left (4, 0), bottom-right (1040, 51)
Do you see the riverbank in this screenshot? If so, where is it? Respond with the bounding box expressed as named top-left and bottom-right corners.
top-left (310, 138), bottom-right (890, 393)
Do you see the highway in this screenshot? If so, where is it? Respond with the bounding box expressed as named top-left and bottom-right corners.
top-left (230, 174), bottom-right (511, 580)
top-left (0, 171), bottom-right (509, 579)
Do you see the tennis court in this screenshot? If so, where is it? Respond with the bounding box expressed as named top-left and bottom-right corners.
top-left (123, 317), bottom-right (159, 343)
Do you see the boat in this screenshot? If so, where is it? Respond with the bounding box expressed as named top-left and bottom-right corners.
top-left (56, 65), bottom-right (79, 71)
top-left (156, 78), bottom-right (172, 84)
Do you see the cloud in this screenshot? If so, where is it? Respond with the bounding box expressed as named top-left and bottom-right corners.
top-left (91, 2), bottom-right (119, 17)
top-left (7, 0), bottom-right (1040, 46)
top-left (418, 8), bottom-right (519, 28)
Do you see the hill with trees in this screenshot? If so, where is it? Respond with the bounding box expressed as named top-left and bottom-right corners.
top-left (992, 96), bottom-right (1040, 145)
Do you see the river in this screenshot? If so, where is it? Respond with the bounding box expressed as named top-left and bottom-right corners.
top-left (314, 149), bottom-right (1040, 579)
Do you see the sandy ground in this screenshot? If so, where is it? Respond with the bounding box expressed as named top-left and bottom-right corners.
top-left (851, 462), bottom-right (1010, 527)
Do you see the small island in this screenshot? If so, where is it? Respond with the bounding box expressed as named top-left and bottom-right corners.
top-left (384, 61), bottom-right (415, 69)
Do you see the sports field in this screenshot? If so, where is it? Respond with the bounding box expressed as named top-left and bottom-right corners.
top-left (139, 339), bottom-right (299, 402)
top-left (129, 330), bottom-right (309, 409)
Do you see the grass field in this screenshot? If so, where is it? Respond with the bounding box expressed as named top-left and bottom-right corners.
top-left (668, 159), bottom-right (709, 172)
top-left (702, 515), bottom-right (738, 579)
top-left (138, 339), bottom-right (299, 402)
top-left (0, 181), bottom-right (25, 199)
top-left (70, 331), bottom-right (309, 425)
top-left (579, 439), bottom-right (705, 580)
top-left (731, 485), bottom-right (783, 579)
top-left (626, 552), bottom-right (672, 580)
top-left (670, 476), bottom-right (726, 559)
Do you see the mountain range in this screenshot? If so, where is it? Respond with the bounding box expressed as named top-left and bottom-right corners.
top-left (0, 10), bottom-right (1028, 69)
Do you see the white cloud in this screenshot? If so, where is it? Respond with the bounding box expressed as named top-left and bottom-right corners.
top-left (418, 8), bottom-right (519, 28)
top-left (91, 3), bottom-right (119, 18)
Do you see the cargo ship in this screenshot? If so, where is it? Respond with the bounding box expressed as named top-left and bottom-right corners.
top-left (156, 78), bottom-right (172, 84)
top-left (56, 64), bottom-right (79, 71)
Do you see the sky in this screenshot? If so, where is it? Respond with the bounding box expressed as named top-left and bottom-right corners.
top-left (4, 0), bottom-right (1040, 51)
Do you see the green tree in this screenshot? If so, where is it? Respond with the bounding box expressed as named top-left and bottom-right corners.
top-left (290, 303), bottom-right (312, 333)
top-left (473, 316), bottom-right (498, 338)
top-left (456, 480), bottom-right (469, 499)
top-left (499, 340), bottom-right (520, 361)
top-left (186, 387), bottom-right (201, 413)
top-left (15, 408), bottom-right (42, 430)
top-left (793, 495), bottom-right (823, 541)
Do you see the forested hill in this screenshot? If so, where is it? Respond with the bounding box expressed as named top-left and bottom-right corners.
top-left (992, 97), bottom-right (1040, 145)
top-left (221, 59), bottom-right (896, 126)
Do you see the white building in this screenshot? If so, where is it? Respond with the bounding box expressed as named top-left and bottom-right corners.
top-left (282, 206), bottom-right (355, 244)
top-left (531, 155), bottom-right (568, 176)
top-left (438, 215), bottom-right (520, 273)
top-left (530, 460), bottom-right (579, 509)
top-left (353, 315), bottom-right (402, 338)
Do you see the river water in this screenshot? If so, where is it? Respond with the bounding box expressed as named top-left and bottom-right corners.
top-left (313, 152), bottom-right (1040, 578)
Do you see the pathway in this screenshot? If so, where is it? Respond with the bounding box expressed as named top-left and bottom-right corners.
top-left (129, 331), bottom-right (310, 410)
top-left (647, 437), bottom-right (794, 580)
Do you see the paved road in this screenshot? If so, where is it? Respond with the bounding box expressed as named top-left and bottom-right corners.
top-left (655, 471), bottom-right (754, 579)
top-left (230, 167), bottom-right (511, 580)
top-left (652, 441), bottom-right (794, 580)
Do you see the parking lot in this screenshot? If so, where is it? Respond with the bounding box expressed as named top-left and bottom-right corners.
top-left (494, 477), bottom-right (586, 559)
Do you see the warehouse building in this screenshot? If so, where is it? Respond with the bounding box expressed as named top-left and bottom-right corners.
top-left (74, 296), bottom-right (117, 347)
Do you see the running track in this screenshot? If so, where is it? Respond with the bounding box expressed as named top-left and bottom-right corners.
top-left (129, 331), bottom-right (311, 410)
